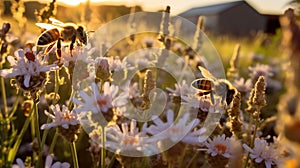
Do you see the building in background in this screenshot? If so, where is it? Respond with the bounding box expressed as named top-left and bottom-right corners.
top-left (179, 1), bottom-right (281, 36)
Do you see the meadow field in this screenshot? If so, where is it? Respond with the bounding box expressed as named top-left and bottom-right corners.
top-left (1, 1), bottom-right (300, 168)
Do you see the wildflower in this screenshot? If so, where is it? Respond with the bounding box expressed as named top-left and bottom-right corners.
top-left (243, 138), bottom-right (280, 168)
top-left (73, 82), bottom-right (128, 114)
top-left (60, 45), bottom-right (94, 67)
top-left (105, 120), bottom-right (158, 156)
top-left (227, 44), bottom-right (240, 80)
top-left (227, 93), bottom-right (243, 137)
top-left (143, 109), bottom-right (207, 144)
top-left (205, 134), bottom-right (234, 158)
top-left (41, 104), bottom-right (80, 142)
top-left (233, 78), bottom-right (252, 93)
top-left (249, 64), bottom-right (273, 80)
top-left (166, 80), bottom-right (191, 97)
top-left (0, 49), bottom-right (58, 98)
top-left (106, 56), bottom-right (132, 73)
top-left (246, 76), bottom-right (267, 114)
top-left (95, 57), bottom-right (111, 81)
top-left (12, 154), bottom-right (70, 168)
top-left (204, 134), bottom-right (237, 167)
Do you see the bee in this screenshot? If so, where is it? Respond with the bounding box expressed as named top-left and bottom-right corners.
top-left (191, 66), bottom-right (237, 106)
top-left (36, 18), bottom-right (87, 58)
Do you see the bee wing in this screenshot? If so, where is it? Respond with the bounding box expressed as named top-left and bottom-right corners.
top-left (198, 66), bottom-right (217, 80)
top-left (36, 23), bottom-right (61, 30)
top-left (49, 18), bottom-right (66, 27)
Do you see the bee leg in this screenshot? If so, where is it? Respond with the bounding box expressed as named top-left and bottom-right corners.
top-left (45, 43), bottom-right (55, 55)
top-left (210, 92), bottom-right (215, 105)
top-left (70, 35), bottom-right (76, 56)
top-left (56, 38), bottom-right (62, 59)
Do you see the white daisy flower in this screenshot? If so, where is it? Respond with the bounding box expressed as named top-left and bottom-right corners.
top-left (143, 109), bottom-right (206, 144)
top-left (12, 154), bottom-right (70, 168)
top-left (166, 80), bottom-right (192, 97)
top-left (0, 49), bottom-right (58, 89)
top-left (205, 134), bottom-right (235, 158)
top-left (105, 120), bottom-right (158, 156)
top-left (243, 138), bottom-right (280, 168)
top-left (72, 82), bottom-right (128, 114)
top-left (106, 56), bottom-right (133, 72)
top-left (41, 104), bottom-right (79, 130)
top-left (60, 45), bottom-right (94, 67)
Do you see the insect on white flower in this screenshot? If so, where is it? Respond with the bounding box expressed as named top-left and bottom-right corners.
top-left (0, 49), bottom-right (58, 90)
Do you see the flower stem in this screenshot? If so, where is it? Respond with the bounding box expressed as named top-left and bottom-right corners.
top-left (70, 142), bottom-right (79, 168)
top-left (244, 107), bottom-right (261, 168)
top-left (186, 150), bottom-right (199, 168)
top-left (34, 101), bottom-right (42, 168)
top-left (49, 131), bottom-right (58, 153)
top-left (40, 69), bottom-right (60, 157)
top-left (0, 63), bottom-right (8, 117)
top-left (7, 105), bottom-right (34, 164)
top-left (101, 126), bottom-right (106, 168)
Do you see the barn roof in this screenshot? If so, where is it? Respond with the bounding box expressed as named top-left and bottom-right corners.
top-left (179, 1), bottom-right (283, 17)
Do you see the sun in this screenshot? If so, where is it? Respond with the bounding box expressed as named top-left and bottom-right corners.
top-left (57, 0), bottom-right (89, 6)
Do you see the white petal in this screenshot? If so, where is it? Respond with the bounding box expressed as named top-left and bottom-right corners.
top-left (16, 49), bottom-right (24, 59)
top-left (16, 158), bottom-right (25, 168)
top-left (0, 69), bottom-right (14, 77)
top-left (7, 56), bottom-right (17, 66)
top-left (45, 155), bottom-right (53, 168)
top-left (24, 74), bottom-right (31, 88)
top-left (60, 162), bottom-right (71, 168)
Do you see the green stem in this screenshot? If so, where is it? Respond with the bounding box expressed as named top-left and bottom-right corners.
top-left (70, 142), bottom-right (79, 168)
top-left (186, 151), bottom-right (199, 168)
top-left (107, 154), bottom-right (116, 168)
top-left (49, 132), bottom-right (58, 153)
top-left (40, 69), bottom-right (60, 157)
top-left (101, 126), bottom-right (106, 168)
top-left (8, 92), bottom-right (21, 118)
top-left (7, 105), bottom-right (34, 164)
top-left (244, 108), bottom-right (261, 168)
top-left (178, 144), bottom-right (187, 168)
top-left (34, 101), bottom-right (42, 168)
top-left (0, 63), bottom-right (8, 117)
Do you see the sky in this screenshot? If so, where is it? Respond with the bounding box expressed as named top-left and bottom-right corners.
top-left (45, 0), bottom-right (293, 15)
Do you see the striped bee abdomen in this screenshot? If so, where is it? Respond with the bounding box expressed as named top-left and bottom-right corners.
top-left (37, 28), bottom-right (60, 46)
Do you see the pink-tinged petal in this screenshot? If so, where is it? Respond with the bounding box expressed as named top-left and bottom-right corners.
top-left (61, 162), bottom-right (71, 168)
top-left (45, 155), bottom-right (53, 168)
top-left (16, 158), bottom-right (25, 168)
top-left (166, 109), bottom-right (174, 123)
top-left (40, 65), bottom-right (59, 72)
top-left (242, 144), bottom-right (254, 153)
top-left (254, 157), bottom-right (263, 163)
top-left (7, 56), bottom-right (17, 66)
top-left (265, 161), bottom-right (272, 168)
top-left (62, 124), bottom-right (69, 129)
top-left (24, 74), bottom-right (31, 88)
top-left (44, 110), bottom-right (56, 120)
top-left (41, 123), bottom-right (57, 130)
top-left (15, 49), bottom-right (25, 59)
top-left (0, 69), bottom-right (14, 77)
